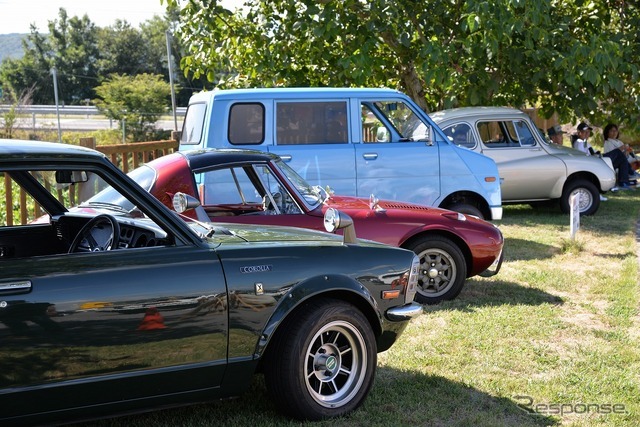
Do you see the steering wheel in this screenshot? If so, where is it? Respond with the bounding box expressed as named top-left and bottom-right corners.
top-left (68, 214), bottom-right (121, 253)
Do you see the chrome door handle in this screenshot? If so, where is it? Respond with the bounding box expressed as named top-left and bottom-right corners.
top-left (363, 153), bottom-right (378, 160)
top-left (0, 280), bottom-right (32, 295)
top-left (279, 155), bottom-right (292, 162)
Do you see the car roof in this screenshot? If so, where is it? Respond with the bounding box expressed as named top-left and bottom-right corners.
top-left (180, 148), bottom-right (278, 170)
top-left (429, 106), bottom-right (529, 124)
top-left (0, 139), bottom-right (105, 160)
top-left (188, 87), bottom-right (406, 103)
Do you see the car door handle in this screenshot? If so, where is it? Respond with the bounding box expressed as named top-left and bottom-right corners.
top-left (0, 280), bottom-right (32, 295)
top-left (362, 153), bottom-right (378, 160)
top-left (279, 155), bottom-right (292, 162)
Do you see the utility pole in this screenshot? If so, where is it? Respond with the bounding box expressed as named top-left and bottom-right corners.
top-left (166, 31), bottom-right (178, 131)
top-left (51, 67), bottom-right (62, 143)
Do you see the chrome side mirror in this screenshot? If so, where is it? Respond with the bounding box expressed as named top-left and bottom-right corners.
top-left (172, 192), bottom-right (201, 213)
top-left (323, 207), bottom-right (358, 244)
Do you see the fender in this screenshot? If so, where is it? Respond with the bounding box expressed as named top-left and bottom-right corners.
top-left (254, 274), bottom-right (381, 358)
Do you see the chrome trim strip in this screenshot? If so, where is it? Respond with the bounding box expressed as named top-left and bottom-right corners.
top-left (0, 280), bottom-right (32, 291)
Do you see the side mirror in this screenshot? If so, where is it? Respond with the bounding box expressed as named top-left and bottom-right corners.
top-left (323, 207), bottom-right (358, 244)
top-left (376, 127), bottom-right (390, 143)
top-left (172, 192), bottom-right (201, 213)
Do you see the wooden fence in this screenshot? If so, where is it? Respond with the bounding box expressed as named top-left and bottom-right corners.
top-left (2, 138), bottom-right (179, 226)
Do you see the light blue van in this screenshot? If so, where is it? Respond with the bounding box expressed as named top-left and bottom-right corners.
top-left (179, 88), bottom-right (503, 220)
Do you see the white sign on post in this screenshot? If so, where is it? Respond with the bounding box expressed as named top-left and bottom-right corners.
top-left (570, 193), bottom-right (580, 239)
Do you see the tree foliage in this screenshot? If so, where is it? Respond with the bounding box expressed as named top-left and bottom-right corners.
top-left (0, 5), bottom-right (207, 107)
top-left (94, 73), bottom-right (172, 141)
top-left (170, 0), bottom-right (640, 130)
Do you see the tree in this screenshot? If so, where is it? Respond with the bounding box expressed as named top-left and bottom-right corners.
top-left (0, 8), bottom-right (100, 105)
top-left (170, 0), bottom-right (640, 129)
top-left (94, 73), bottom-right (172, 141)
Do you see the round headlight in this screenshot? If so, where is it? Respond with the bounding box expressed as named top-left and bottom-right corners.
top-left (324, 207), bottom-right (339, 232)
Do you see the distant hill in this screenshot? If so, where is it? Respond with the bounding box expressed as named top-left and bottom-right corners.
top-left (0, 33), bottom-right (27, 63)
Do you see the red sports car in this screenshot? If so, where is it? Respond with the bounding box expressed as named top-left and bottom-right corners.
top-left (90, 149), bottom-right (504, 304)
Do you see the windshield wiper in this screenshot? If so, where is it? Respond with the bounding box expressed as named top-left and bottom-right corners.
top-left (79, 201), bottom-right (129, 214)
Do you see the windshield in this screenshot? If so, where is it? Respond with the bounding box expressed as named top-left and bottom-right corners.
top-left (85, 165), bottom-right (157, 213)
top-left (274, 160), bottom-right (324, 208)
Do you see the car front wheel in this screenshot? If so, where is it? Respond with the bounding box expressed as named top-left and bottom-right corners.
top-left (264, 298), bottom-right (376, 420)
top-left (407, 235), bottom-right (467, 304)
top-left (560, 179), bottom-right (600, 215)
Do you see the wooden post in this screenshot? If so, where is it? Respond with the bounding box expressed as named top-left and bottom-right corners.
top-left (79, 137), bottom-right (96, 149)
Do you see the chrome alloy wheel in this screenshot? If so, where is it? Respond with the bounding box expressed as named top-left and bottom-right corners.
top-left (417, 248), bottom-right (458, 297)
top-left (304, 320), bottom-right (367, 408)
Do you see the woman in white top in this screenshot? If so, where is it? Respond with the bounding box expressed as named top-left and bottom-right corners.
top-left (603, 123), bottom-right (640, 171)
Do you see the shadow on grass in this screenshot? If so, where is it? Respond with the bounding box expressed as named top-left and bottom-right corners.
top-left (77, 368), bottom-right (556, 427)
top-left (503, 237), bottom-right (558, 261)
top-left (423, 279), bottom-right (564, 314)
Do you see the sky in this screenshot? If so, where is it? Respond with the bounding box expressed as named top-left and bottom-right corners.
top-left (0, 0), bottom-right (243, 35)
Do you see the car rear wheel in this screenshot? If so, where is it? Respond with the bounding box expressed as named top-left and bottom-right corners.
top-left (407, 235), bottom-right (467, 304)
top-left (560, 179), bottom-right (600, 216)
top-left (264, 298), bottom-right (376, 420)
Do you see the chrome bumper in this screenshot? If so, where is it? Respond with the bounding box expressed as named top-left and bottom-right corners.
top-left (479, 248), bottom-right (504, 277)
top-left (387, 302), bottom-right (423, 321)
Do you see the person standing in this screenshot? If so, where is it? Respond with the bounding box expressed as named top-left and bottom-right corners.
top-left (573, 122), bottom-right (634, 189)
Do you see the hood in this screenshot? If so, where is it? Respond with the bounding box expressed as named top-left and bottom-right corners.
top-left (194, 221), bottom-right (348, 244)
top-left (326, 195), bottom-right (434, 213)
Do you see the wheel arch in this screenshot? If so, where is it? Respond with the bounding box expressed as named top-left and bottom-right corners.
top-left (256, 277), bottom-right (382, 364)
top-left (401, 230), bottom-right (473, 279)
top-left (564, 171), bottom-right (604, 193)
top-left (439, 190), bottom-right (491, 219)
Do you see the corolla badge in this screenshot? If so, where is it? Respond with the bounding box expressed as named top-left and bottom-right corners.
top-left (240, 265), bottom-right (273, 273)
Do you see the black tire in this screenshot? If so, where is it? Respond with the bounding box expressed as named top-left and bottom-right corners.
top-left (407, 235), bottom-right (467, 304)
top-left (263, 298), bottom-right (376, 420)
top-left (445, 202), bottom-right (484, 219)
top-left (559, 179), bottom-right (600, 216)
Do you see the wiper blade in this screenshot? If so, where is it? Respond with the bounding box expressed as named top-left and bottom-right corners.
top-left (79, 201), bottom-right (129, 214)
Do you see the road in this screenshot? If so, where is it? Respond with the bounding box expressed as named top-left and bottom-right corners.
top-left (12, 116), bottom-right (183, 132)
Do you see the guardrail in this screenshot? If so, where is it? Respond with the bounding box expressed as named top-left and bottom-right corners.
top-left (0, 105), bottom-right (186, 116)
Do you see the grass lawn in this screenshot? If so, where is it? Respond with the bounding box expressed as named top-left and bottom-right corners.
top-left (81, 190), bottom-right (640, 427)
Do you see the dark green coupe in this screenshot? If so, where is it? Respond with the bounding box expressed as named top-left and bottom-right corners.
top-left (0, 140), bottom-right (421, 425)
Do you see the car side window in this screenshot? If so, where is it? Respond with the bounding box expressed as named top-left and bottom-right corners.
top-left (478, 120), bottom-right (536, 148)
top-left (229, 103), bottom-right (264, 145)
top-left (443, 123), bottom-right (475, 148)
top-left (477, 120), bottom-right (510, 147)
top-left (198, 168), bottom-right (263, 205)
top-left (276, 101), bottom-right (348, 145)
top-left (513, 120), bottom-right (536, 146)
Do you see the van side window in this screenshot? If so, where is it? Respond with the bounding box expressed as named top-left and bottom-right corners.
top-left (276, 102), bottom-right (348, 145)
top-left (229, 103), bottom-right (264, 145)
top-left (180, 102), bottom-right (206, 145)
top-left (362, 100), bottom-right (431, 143)
top-left (361, 104), bottom-right (391, 143)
